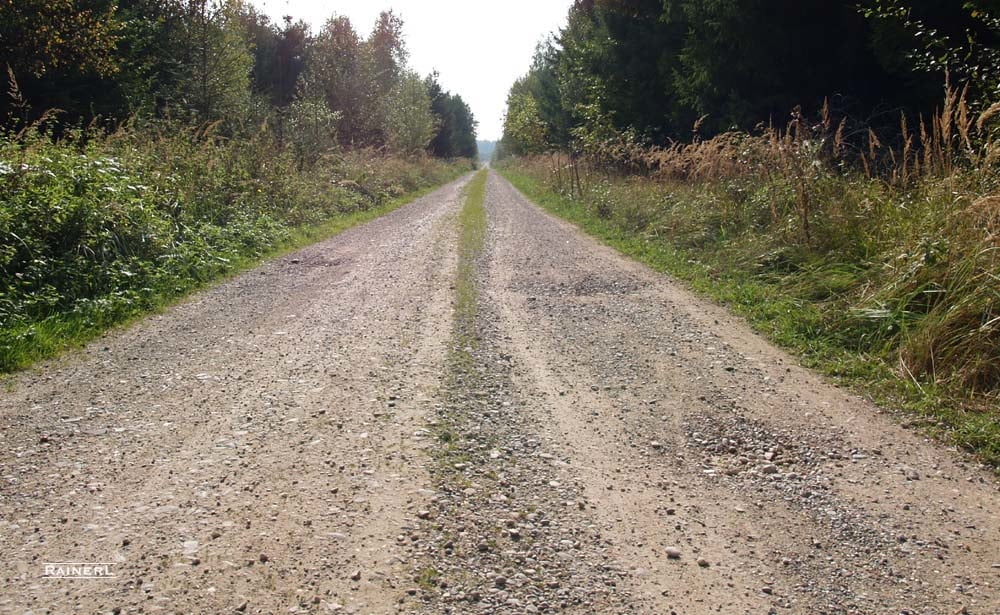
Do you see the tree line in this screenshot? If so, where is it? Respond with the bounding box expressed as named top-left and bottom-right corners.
top-left (1, 0), bottom-right (477, 159)
top-left (501, 0), bottom-right (1000, 156)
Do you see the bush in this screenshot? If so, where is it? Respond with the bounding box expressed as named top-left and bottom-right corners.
top-left (0, 122), bottom-right (468, 370)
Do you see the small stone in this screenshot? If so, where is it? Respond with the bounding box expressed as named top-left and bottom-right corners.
top-left (762, 586), bottom-right (773, 595)
top-left (697, 558), bottom-right (710, 568)
top-left (495, 576), bottom-right (507, 588)
top-left (650, 441), bottom-right (662, 449)
top-left (760, 464), bottom-right (779, 475)
top-left (665, 547), bottom-right (682, 559)
top-left (259, 553), bottom-right (269, 563)
top-left (416, 510), bottom-right (431, 520)
top-left (350, 569), bottom-right (361, 581)
top-left (235, 601), bottom-right (248, 612)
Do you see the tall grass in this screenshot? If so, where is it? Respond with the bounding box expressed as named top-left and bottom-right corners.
top-left (0, 121), bottom-right (471, 372)
top-left (498, 81), bottom-right (1000, 466)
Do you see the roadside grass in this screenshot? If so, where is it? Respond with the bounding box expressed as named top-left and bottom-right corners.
top-left (9, 179), bottom-right (463, 371)
top-left (497, 164), bottom-right (1000, 470)
top-left (0, 126), bottom-right (473, 373)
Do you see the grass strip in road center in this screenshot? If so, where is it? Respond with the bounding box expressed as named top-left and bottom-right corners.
top-left (454, 170), bottom-right (488, 361)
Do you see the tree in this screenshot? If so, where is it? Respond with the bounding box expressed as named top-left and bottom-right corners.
top-left (384, 71), bottom-right (436, 154)
top-left (0, 0), bottom-right (121, 79)
top-left (361, 10), bottom-right (407, 146)
top-left (307, 15), bottom-right (365, 145)
top-left (426, 73), bottom-right (478, 158)
top-left (863, 0), bottom-right (1000, 100)
top-left (235, 10), bottom-right (308, 108)
top-left (171, 0), bottom-right (253, 125)
top-left (501, 92), bottom-right (547, 155)
top-left (503, 0), bottom-right (969, 152)
top-left (504, 40), bottom-right (573, 148)
top-left (307, 11), bottom-right (409, 148)
top-left (446, 94), bottom-right (478, 158)
top-left (1, 0), bottom-right (123, 125)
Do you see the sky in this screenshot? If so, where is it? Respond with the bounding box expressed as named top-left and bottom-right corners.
top-left (250, 0), bottom-right (574, 141)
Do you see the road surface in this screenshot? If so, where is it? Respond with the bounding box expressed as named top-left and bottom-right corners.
top-left (2, 171), bottom-right (998, 614)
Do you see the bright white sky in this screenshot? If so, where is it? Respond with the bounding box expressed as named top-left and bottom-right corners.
top-left (250, 0), bottom-right (574, 141)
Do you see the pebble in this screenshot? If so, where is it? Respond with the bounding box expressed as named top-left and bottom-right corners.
top-left (665, 547), bottom-right (682, 559)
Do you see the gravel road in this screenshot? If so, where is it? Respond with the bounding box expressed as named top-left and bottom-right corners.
top-left (2, 171), bottom-right (998, 615)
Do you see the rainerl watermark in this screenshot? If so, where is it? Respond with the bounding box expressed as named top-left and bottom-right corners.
top-left (42, 563), bottom-right (116, 579)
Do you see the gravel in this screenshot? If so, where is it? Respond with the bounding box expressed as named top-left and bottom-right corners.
top-left (1, 171), bottom-right (998, 615)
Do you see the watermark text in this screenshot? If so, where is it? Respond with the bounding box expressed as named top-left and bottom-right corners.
top-left (42, 563), bottom-right (116, 579)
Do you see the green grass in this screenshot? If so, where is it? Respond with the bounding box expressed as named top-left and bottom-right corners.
top-left (497, 164), bottom-right (1000, 470)
top-left (455, 169), bottom-right (488, 343)
top-left (429, 169), bottom-right (488, 471)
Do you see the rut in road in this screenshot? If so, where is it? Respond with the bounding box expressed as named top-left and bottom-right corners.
top-left (1, 170), bottom-right (998, 615)
top-left (404, 171), bottom-right (1000, 615)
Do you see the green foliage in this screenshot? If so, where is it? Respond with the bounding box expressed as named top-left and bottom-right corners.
top-left (501, 93), bottom-right (547, 156)
top-left (503, 0), bottom-right (996, 148)
top-left (239, 10), bottom-right (308, 107)
top-left (0, 1), bottom-right (478, 372)
top-left (863, 1), bottom-right (1000, 100)
top-left (2, 3), bottom-right (476, 158)
top-left (170, 0), bottom-right (253, 125)
top-left (384, 71), bottom-right (437, 155)
top-left (283, 96), bottom-right (340, 166)
top-left (427, 73), bottom-right (478, 159)
top-left (0, 0), bottom-right (121, 79)
top-left (0, 125), bottom-right (470, 371)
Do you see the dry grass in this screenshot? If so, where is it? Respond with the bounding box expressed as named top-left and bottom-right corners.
top-left (508, 79), bottom-right (1000, 410)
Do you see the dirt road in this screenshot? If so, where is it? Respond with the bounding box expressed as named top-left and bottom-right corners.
top-left (2, 171), bottom-right (998, 615)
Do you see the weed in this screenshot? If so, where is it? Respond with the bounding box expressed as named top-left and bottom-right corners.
top-left (497, 162), bottom-right (1000, 469)
top-left (0, 124), bottom-right (472, 371)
